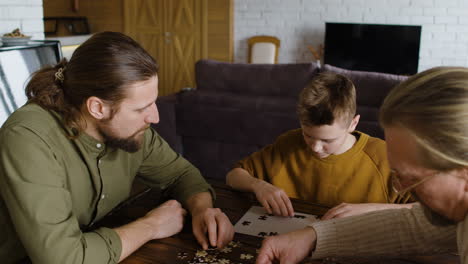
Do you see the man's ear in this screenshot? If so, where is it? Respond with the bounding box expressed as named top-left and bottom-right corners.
top-left (86, 96), bottom-right (111, 120)
top-left (348, 114), bottom-right (360, 132)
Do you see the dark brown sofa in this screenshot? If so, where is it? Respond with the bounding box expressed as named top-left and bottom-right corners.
top-left (152, 59), bottom-right (409, 181)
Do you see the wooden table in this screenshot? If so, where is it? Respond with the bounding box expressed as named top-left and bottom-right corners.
top-left (95, 180), bottom-right (460, 264)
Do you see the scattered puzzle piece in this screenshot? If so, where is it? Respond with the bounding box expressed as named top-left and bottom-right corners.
top-left (177, 252), bottom-right (188, 259)
top-left (258, 215), bottom-right (267, 220)
top-left (240, 253), bottom-right (254, 260)
top-left (220, 247), bottom-right (232, 253)
top-left (242, 221), bottom-right (251, 226)
top-left (195, 250), bottom-right (208, 258)
top-left (294, 214), bottom-right (306, 219)
top-left (205, 255), bottom-right (216, 262)
top-left (184, 241), bottom-right (258, 264)
top-left (228, 241), bottom-right (241, 248)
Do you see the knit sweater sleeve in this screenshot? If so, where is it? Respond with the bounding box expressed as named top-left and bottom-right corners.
top-left (310, 204), bottom-right (457, 259)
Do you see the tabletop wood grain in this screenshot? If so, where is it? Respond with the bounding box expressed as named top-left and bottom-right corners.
top-left (95, 180), bottom-right (460, 264)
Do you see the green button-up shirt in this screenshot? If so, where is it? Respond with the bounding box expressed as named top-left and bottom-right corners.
top-left (0, 103), bottom-right (213, 264)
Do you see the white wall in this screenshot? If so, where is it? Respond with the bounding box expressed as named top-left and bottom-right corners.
top-left (235, 0), bottom-right (468, 72)
top-left (0, 0), bottom-right (44, 39)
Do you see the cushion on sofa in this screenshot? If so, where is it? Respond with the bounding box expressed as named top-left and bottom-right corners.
top-left (195, 59), bottom-right (320, 97)
top-left (182, 138), bottom-right (270, 180)
top-left (322, 64), bottom-right (409, 139)
top-left (177, 90), bottom-right (298, 113)
top-left (176, 90), bottom-right (299, 146)
top-left (322, 64), bottom-right (409, 107)
top-left (176, 90), bottom-right (300, 179)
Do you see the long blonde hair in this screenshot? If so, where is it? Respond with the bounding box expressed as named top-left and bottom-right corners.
top-left (380, 67), bottom-right (468, 170)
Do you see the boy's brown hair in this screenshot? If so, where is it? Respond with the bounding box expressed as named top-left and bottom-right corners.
top-left (297, 73), bottom-right (356, 126)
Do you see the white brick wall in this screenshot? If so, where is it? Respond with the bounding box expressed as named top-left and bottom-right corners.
top-left (0, 0), bottom-right (44, 39)
top-left (235, 0), bottom-right (468, 72)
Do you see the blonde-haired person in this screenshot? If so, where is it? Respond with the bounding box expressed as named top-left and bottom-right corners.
top-left (256, 66), bottom-right (468, 264)
top-left (227, 73), bottom-right (412, 219)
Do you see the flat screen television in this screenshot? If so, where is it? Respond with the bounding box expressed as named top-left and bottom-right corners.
top-left (0, 40), bottom-right (62, 125)
top-left (324, 23), bottom-right (421, 75)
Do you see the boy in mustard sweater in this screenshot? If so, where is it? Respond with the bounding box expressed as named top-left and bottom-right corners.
top-left (226, 73), bottom-right (413, 219)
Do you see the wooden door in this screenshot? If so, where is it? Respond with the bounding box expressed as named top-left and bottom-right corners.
top-left (207, 0), bottom-right (233, 62)
top-left (124, 0), bottom-right (207, 96)
top-left (165, 0), bottom-right (207, 94)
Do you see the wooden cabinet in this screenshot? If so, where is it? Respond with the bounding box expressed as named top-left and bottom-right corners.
top-left (44, 0), bottom-right (232, 96)
top-left (125, 0), bottom-right (231, 96)
top-left (43, 0), bottom-right (124, 34)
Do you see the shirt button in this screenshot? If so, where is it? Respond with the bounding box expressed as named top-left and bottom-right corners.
top-left (101, 194), bottom-right (106, 200)
top-left (96, 143), bottom-right (102, 148)
top-left (98, 159), bottom-right (102, 164)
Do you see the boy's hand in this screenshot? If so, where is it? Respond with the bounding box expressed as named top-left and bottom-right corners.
top-left (321, 202), bottom-right (412, 220)
top-left (252, 180), bottom-right (294, 217)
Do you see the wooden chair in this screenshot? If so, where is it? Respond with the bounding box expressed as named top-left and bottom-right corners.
top-left (247, 35), bottom-right (280, 64)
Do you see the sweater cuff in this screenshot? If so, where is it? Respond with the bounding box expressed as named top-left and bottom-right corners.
top-left (84, 227), bottom-right (122, 264)
top-left (308, 220), bottom-right (340, 259)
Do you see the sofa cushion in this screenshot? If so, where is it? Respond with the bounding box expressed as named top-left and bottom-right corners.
top-left (176, 90), bottom-right (300, 180)
top-left (177, 90), bottom-right (298, 113)
top-left (322, 64), bottom-right (409, 139)
top-left (176, 90), bottom-right (299, 146)
top-left (322, 64), bottom-right (408, 108)
top-left (195, 59), bottom-right (319, 97)
top-left (182, 138), bottom-right (264, 181)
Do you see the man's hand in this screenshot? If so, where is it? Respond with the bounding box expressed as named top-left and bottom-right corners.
top-left (192, 207), bottom-right (234, 250)
top-left (256, 227), bottom-right (317, 264)
top-left (114, 200), bottom-right (187, 261)
top-left (186, 192), bottom-right (234, 250)
top-left (321, 202), bottom-right (415, 220)
top-left (252, 180), bottom-right (294, 217)
top-left (141, 200), bottom-right (187, 240)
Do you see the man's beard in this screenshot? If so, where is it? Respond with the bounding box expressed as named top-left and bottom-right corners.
top-left (98, 122), bottom-right (147, 153)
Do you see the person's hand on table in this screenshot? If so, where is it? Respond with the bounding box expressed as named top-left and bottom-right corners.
top-left (143, 200), bottom-right (187, 239)
top-left (252, 180), bottom-right (294, 217)
top-left (256, 227), bottom-right (317, 264)
top-left (321, 202), bottom-right (412, 220)
top-left (192, 207), bottom-right (235, 250)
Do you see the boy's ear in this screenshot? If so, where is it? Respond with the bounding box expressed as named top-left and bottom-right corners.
top-left (347, 114), bottom-right (360, 132)
top-left (86, 96), bottom-right (111, 120)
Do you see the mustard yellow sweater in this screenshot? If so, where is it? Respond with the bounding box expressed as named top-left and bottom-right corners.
top-left (236, 129), bottom-right (404, 208)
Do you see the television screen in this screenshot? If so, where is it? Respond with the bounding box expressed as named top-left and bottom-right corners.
top-left (324, 23), bottom-right (421, 75)
top-left (0, 41), bottom-right (62, 125)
